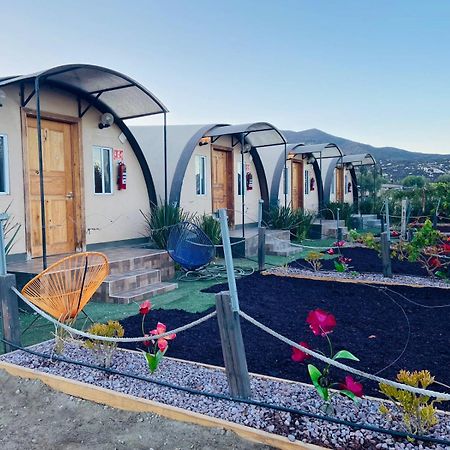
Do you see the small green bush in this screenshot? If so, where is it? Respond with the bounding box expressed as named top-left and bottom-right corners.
top-left (85, 321), bottom-right (124, 368)
top-left (195, 213), bottom-right (221, 245)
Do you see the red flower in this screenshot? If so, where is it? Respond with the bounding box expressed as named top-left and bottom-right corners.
top-left (333, 240), bottom-right (346, 248)
top-left (340, 375), bottom-right (364, 398)
top-left (139, 300), bottom-right (152, 315)
top-left (391, 230), bottom-right (400, 238)
top-left (307, 309), bottom-right (336, 336)
top-left (442, 243), bottom-right (450, 254)
top-left (338, 256), bottom-right (352, 264)
top-left (326, 248), bottom-right (334, 255)
top-left (150, 322), bottom-right (176, 352)
top-left (143, 334), bottom-right (151, 347)
top-left (291, 342), bottom-right (311, 362)
top-left (429, 257), bottom-right (442, 268)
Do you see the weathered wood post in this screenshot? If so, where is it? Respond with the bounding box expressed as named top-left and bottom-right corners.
top-left (400, 199), bottom-right (408, 240)
top-left (380, 231), bottom-right (392, 278)
top-left (0, 213), bottom-right (20, 353)
top-left (336, 208), bottom-right (343, 241)
top-left (215, 291), bottom-right (251, 399)
top-left (258, 226), bottom-right (266, 272)
top-left (385, 199), bottom-right (391, 242)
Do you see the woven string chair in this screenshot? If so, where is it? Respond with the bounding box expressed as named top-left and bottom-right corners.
top-left (21, 252), bottom-right (109, 323)
top-left (167, 221), bottom-right (215, 271)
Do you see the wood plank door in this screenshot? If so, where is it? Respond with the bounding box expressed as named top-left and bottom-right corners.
top-left (211, 148), bottom-right (234, 224)
top-left (26, 118), bottom-right (77, 257)
top-left (336, 167), bottom-right (344, 202)
top-left (291, 160), bottom-right (304, 210)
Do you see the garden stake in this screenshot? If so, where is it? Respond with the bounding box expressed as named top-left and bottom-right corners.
top-left (381, 231), bottom-right (392, 278)
top-left (258, 226), bottom-right (266, 272)
top-left (0, 214), bottom-right (20, 353)
top-left (215, 291), bottom-right (251, 399)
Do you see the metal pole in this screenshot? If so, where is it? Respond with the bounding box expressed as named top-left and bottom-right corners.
top-left (240, 135), bottom-right (245, 239)
top-left (35, 77), bottom-right (47, 269)
top-left (372, 165), bottom-right (376, 214)
top-left (0, 213), bottom-right (8, 275)
top-left (163, 112), bottom-right (168, 205)
top-left (283, 142), bottom-right (288, 208)
top-left (381, 231), bottom-right (392, 278)
top-left (257, 199), bottom-right (264, 228)
top-left (218, 208), bottom-right (240, 312)
top-left (385, 198), bottom-right (391, 242)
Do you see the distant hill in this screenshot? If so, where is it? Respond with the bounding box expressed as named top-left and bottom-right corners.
top-left (283, 128), bottom-right (448, 162)
top-left (283, 128), bottom-right (450, 182)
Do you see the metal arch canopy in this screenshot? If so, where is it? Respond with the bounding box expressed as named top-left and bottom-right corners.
top-left (342, 153), bottom-right (376, 166)
top-left (205, 122), bottom-right (286, 147)
top-left (0, 64), bottom-right (168, 119)
top-left (290, 143), bottom-right (344, 159)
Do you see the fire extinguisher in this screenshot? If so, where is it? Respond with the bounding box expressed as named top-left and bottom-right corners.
top-left (117, 161), bottom-right (127, 190)
top-left (246, 172), bottom-right (253, 190)
top-left (310, 177), bottom-right (315, 191)
top-left (348, 182), bottom-right (352, 193)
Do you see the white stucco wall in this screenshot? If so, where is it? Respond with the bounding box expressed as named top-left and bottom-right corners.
top-left (0, 83), bottom-right (150, 256)
top-left (344, 167), bottom-right (354, 205)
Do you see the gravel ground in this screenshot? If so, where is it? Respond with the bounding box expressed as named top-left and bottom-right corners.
top-left (265, 267), bottom-right (450, 289)
top-left (0, 367), bottom-right (272, 450)
top-left (2, 341), bottom-right (450, 450)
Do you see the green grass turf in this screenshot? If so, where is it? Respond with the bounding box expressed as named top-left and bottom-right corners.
top-left (0, 238), bottom-right (336, 353)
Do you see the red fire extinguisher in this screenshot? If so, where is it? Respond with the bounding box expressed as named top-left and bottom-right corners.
top-left (117, 162), bottom-right (127, 190)
top-left (310, 177), bottom-right (315, 191)
top-left (246, 172), bottom-right (253, 191)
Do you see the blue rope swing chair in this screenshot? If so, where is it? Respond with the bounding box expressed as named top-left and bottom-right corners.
top-left (167, 222), bottom-right (215, 272)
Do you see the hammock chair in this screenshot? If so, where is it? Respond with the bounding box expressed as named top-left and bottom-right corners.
top-left (21, 252), bottom-right (109, 324)
top-left (167, 222), bottom-right (215, 272)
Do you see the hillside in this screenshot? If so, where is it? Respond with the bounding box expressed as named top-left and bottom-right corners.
top-left (283, 128), bottom-right (450, 182)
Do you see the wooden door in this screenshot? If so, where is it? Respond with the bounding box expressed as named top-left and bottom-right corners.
top-left (26, 118), bottom-right (77, 257)
top-left (211, 148), bottom-right (233, 224)
top-left (336, 167), bottom-right (344, 202)
top-left (291, 160), bottom-right (304, 210)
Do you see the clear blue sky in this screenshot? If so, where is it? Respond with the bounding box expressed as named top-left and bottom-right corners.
top-left (1, 0), bottom-right (449, 154)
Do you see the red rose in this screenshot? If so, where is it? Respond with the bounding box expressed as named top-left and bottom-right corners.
top-left (139, 300), bottom-right (152, 315)
top-left (340, 375), bottom-right (364, 398)
top-left (307, 309), bottom-right (336, 336)
top-left (291, 342), bottom-right (311, 362)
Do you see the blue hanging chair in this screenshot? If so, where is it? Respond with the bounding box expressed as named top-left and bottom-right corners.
top-left (167, 221), bottom-right (215, 271)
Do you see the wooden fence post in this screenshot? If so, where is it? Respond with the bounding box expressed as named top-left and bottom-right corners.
top-left (215, 291), bottom-right (251, 399)
top-left (258, 226), bottom-right (266, 272)
top-left (401, 199), bottom-right (408, 240)
top-left (1, 273), bottom-right (20, 353)
top-left (380, 232), bottom-right (392, 278)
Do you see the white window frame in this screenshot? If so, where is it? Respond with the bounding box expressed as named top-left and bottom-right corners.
top-left (93, 146), bottom-right (113, 195)
top-left (0, 134), bottom-right (10, 195)
top-left (195, 155), bottom-right (207, 196)
top-left (304, 169), bottom-right (310, 195)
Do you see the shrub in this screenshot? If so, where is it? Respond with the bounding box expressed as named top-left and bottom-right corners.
top-left (323, 202), bottom-right (355, 228)
top-left (379, 370), bottom-right (441, 437)
top-left (141, 203), bottom-right (194, 249)
top-left (265, 205), bottom-right (298, 230)
top-left (293, 209), bottom-right (315, 242)
top-left (305, 251), bottom-right (323, 272)
top-left (2, 201), bottom-right (21, 255)
top-left (84, 321), bottom-right (124, 368)
top-left (195, 213), bottom-right (221, 245)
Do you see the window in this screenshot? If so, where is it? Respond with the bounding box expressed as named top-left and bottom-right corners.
top-left (237, 164), bottom-right (244, 196)
top-left (0, 135), bottom-right (9, 194)
top-left (331, 170), bottom-right (335, 194)
top-left (304, 169), bottom-right (310, 195)
top-left (93, 146), bottom-right (113, 194)
top-left (195, 155), bottom-right (206, 195)
top-left (345, 174), bottom-right (349, 194)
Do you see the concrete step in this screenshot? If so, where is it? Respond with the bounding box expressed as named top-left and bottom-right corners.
top-left (109, 282), bottom-right (178, 304)
top-left (103, 268), bottom-right (161, 295)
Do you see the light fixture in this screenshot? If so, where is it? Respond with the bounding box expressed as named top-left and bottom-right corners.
top-left (98, 112), bottom-right (114, 129)
top-left (0, 89), bottom-right (6, 107)
top-left (306, 155), bottom-right (315, 164)
top-left (243, 143), bottom-right (252, 152)
top-left (199, 137), bottom-right (210, 146)
top-left (347, 163), bottom-right (354, 170)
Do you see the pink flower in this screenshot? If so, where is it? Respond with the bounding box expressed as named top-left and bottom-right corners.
top-left (139, 300), bottom-right (152, 315)
top-left (333, 240), bottom-right (346, 248)
top-left (326, 248), bottom-right (334, 255)
top-left (291, 342), bottom-right (311, 363)
top-left (340, 375), bottom-right (364, 398)
top-left (307, 309), bottom-right (336, 337)
top-left (143, 334), bottom-right (151, 347)
top-left (338, 256), bottom-right (352, 264)
top-left (391, 230), bottom-right (400, 238)
top-left (150, 322), bottom-right (176, 352)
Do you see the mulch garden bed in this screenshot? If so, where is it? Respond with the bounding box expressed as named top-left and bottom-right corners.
top-left (290, 247), bottom-right (430, 277)
top-left (118, 272), bottom-right (450, 403)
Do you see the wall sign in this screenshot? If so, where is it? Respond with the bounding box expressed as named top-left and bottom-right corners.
top-left (113, 149), bottom-right (124, 161)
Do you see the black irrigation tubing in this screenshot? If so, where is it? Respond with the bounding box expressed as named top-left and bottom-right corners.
top-left (2, 339), bottom-right (450, 446)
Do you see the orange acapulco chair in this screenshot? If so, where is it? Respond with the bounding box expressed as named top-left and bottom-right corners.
top-left (21, 252), bottom-right (109, 324)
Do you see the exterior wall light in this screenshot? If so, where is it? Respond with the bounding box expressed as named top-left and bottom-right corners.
top-left (199, 137), bottom-right (210, 146)
top-left (0, 89), bottom-right (6, 107)
top-left (243, 143), bottom-right (252, 152)
top-left (98, 112), bottom-right (114, 129)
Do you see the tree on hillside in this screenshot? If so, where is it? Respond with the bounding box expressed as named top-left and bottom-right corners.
top-left (401, 175), bottom-right (427, 188)
top-left (437, 174), bottom-right (450, 183)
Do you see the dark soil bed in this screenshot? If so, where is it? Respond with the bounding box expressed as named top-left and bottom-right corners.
top-left (290, 247), bottom-right (431, 277)
top-left (120, 273), bottom-right (450, 403)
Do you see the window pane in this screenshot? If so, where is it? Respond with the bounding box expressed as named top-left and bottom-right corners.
top-left (103, 148), bottom-right (112, 193)
top-left (195, 155), bottom-right (206, 195)
top-left (0, 136), bottom-right (5, 193)
top-left (93, 147), bottom-right (103, 193)
top-left (200, 157), bottom-right (205, 195)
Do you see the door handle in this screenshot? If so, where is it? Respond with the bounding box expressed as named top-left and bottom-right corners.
top-left (66, 192), bottom-right (74, 199)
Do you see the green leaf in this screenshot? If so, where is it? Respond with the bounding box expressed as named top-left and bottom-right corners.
top-left (143, 350), bottom-right (164, 374)
top-left (333, 350), bottom-right (360, 362)
top-left (340, 389), bottom-right (359, 403)
top-left (307, 364), bottom-right (329, 401)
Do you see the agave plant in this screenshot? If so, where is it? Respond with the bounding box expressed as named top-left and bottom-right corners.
top-left (141, 202), bottom-right (194, 249)
top-left (2, 202), bottom-right (21, 255)
top-left (195, 213), bottom-right (221, 245)
top-left (265, 205), bottom-right (298, 230)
